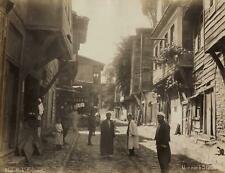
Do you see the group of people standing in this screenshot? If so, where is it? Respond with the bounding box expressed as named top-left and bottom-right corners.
top-left (56, 107), bottom-right (171, 173)
top-left (97, 111), bottom-right (171, 173)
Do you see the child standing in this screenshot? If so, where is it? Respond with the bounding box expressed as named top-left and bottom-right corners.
top-left (55, 118), bottom-right (63, 150)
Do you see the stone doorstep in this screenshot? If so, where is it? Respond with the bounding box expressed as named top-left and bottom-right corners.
top-left (5, 156), bottom-right (25, 165)
top-left (0, 149), bottom-right (14, 158)
top-left (0, 149), bottom-right (21, 166)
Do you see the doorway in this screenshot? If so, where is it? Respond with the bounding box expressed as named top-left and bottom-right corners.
top-left (204, 90), bottom-right (216, 136)
top-left (3, 62), bottom-right (19, 150)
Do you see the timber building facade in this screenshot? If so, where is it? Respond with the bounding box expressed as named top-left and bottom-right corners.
top-left (0, 0), bottom-right (89, 159)
top-left (141, 0), bottom-right (225, 143)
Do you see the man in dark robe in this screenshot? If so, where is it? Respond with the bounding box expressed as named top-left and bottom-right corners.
top-left (100, 112), bottom-right (115, 156)
top-left (88, 109), bottom-right (96, 145)
top-left (155, 112), bottom-right (171, 173)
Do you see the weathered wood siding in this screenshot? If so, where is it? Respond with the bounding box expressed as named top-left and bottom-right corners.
top-left (193, 1), bottom-right (225, 93)
top-left (205, 0), bottom-right (225, 51)
top-left (193, 49), bottom-right (216, 93)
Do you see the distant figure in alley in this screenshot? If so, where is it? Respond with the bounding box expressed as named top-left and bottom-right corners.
top-left (55, 117), bottom-right (63, 150)
top-left (155, 112), bottom-right (171, 173)
top-left (127, 113), bottom-right (139, 156)
top-left (100, 112), bottom-right (115, 157)
top-left (88, 107), bottom-right (96, 145)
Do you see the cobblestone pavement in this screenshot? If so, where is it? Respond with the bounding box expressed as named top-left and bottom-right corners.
top-left (2, 129), bottom-right (78, 173)
top-left (64, 124), bottom-right (222, 173)
top-left (1, 123), bottom-right (223, 173)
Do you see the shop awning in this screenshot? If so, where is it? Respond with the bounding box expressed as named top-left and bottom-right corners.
top-left (55, 87), bottom-right (80, 93)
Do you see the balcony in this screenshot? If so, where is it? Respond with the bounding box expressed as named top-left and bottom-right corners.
top-left (153, 64), bottom-right (175, 85)
top-left (72, 12), bottom-right (89, 54)
top-left (14, 0), bottom-right (73, 73)
top-left (153, 46), bottom-right (193, 85)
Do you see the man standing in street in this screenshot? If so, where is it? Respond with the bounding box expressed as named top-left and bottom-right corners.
top-left (100, 112), bottom-right (115, 157)
top-left (127, 113), bottom-right (139, 156)
top-left (61, 103), bottom-right (72, 145)
top-left (87, 108), bottom-right (96, 145)
top-left (37, 98), bottom-right (44, 138)
top-left (155, 112), bottom-right (171, 173)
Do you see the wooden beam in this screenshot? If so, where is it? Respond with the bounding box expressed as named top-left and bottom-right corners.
top-left (209, 52), bottom-right (225, 79)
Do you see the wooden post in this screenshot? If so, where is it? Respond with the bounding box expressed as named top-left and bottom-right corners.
top-left (0, 0), bottom-right (7, 152)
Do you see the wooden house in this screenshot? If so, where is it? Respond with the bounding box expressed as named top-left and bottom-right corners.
top-left (151, 1), bottom-right (194, 133)
top-left (187, 0), bottom-right (225, 142)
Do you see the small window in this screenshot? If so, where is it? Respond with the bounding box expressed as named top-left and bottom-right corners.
top-left (160, 40), bottom-right (163, 50)
top-left (154, 62), bottom-right (158, 70)
top-left (174, 106), bottom-right (177, 112)
top-left (170, 25), bottom-right (175, 45)
top-left (155, 46), bottom-right (159, 57)
top-left (204, 0), bottom-right (216, 19)
top-left (210, 0), bottom-right (214, 7)
top-left (165, 33), bottom-right (168, 47)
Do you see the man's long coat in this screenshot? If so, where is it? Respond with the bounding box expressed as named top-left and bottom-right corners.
top-left (155, 120), bottom-right (171, 170)
top-left (127, 120), bottom-right (139, 149)
top-left (100, 119), bottom-right (115, 155)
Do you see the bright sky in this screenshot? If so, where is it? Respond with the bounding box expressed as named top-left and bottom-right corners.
top-left (72, 0), bottom-right (150, 64)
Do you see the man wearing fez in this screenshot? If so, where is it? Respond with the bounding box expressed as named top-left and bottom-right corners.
top-left (100, 112), bottom-right (115, 157)
top-left (155, 112), bottom-right (171, 173)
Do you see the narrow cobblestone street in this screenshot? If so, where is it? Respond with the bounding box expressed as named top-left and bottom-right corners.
top-left (2, 121), bottom-right (223, 173)
top-left (63, 122), bottom-right (222, 173)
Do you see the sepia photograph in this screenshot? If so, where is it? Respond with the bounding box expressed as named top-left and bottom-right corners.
top-left (0, 0), bottom-right (225, 172)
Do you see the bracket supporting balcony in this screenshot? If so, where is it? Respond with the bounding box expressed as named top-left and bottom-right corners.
top-left (209, 51), bottom-right (225, 80)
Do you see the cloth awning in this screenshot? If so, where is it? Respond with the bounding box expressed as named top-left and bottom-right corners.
top-left (55, 87), bottom-right (80, 93)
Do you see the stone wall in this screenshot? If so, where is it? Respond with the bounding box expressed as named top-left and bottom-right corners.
top-left (215, 56), bottom-right (225, 142)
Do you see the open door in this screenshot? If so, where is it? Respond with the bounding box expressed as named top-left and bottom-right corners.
top-left (204, 90), bottom-right (216, 137)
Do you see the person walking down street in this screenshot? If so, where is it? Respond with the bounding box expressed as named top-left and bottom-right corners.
top-left (155, 112), bottom-right (171, 173)
top-left (95, 111), bottom-right (101, 126)
top-left (127, 113), bottom-right (139, 156)
top-left (55, 118), bottom-right (63, 150)
top-left (37, 98), bottom-right (44, 138)
top-left (100, 112), bottom-right (115, 157)
top-left (88, 111), bottom-right (96, 145)
top-left (71, 106), bottom-right (80, 134)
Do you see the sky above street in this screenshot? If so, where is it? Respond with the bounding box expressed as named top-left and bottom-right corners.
top-left (72, 0), bottom-right (150, 64)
